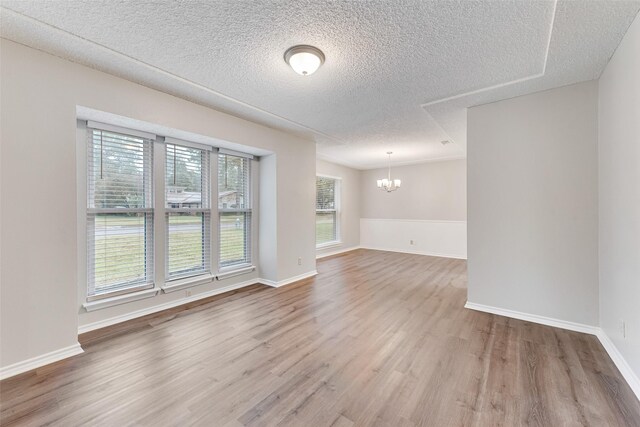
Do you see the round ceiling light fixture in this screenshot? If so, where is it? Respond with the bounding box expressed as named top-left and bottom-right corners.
top-left (284, 45), bottom-right (325, 76)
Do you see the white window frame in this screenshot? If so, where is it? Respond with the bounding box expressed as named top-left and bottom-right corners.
top-left (218, 153), bottom-right (253, 271)
top-left (78, 119), bottom-right (259, 310)
top-left (164, 139), bottom-right (213, 282)
top-left (85, 122), bottom-right (156, 301)
top-left (315, 174), bottom-right (342, 248)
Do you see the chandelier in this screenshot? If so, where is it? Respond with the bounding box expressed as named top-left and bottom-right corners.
top-left (377, 152), bottom-right (401, 192)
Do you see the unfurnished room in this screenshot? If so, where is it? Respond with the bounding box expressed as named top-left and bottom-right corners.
top-left (1, 1), bottom-right (639, 426)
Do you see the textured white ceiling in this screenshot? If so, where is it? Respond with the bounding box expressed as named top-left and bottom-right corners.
top-left (1, 1), bottom-right (638, 169)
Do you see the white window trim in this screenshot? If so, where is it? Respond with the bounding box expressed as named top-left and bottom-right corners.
top-left (85, 125), bottom-right (156, 300)
top-left (316, 174), bottom-right (342, 248)
top-left (87, 120), bottom-right (156, 140)
top-left (164, 136), bottom-right (214, 152)
top-left (78, 119), bottom-right (260, 311)
top-left (83, 288), bottom-right (159, 312)
top-left (164, 141), bottom-right (212, 281)
top-left (215, 159), bottom-right (259, 281)
top-left (161, 274), bottom-right (215, 293)
top-left (217, 265), bottom-right (256, 280)
top-left (219, 147), bottom-right (255, 159)
top-left (217, 154), bottom-right (253, 269)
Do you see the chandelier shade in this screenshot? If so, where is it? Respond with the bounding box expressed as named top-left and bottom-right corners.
top-left (377, 152), bottom-right (401, 192)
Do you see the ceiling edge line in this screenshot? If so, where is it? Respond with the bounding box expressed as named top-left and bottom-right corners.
top-left (0, 6), bottom-right (348, 145)
top-left (421, 108), bottom-right (458, 146)
top-left (420, 71), bottom-right (544, 107)
top-left (420, 0), bottom-right (557, 108)
top-left (315, 152), bottom-right (366, 170)
top-left (316, 150), bottom-right (467, 171)
top-left (542, 0), bottom-right (558, 75)
top-left (360, 154), bottom-right (468, 171)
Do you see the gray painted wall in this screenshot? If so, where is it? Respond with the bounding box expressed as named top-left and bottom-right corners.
top-left (598, 13), bottom-right (640, 379)
top-left (0, 39), bottom-right (316, 369)
top-left (467, 80), bottom-right (599, 326)
top-left (359, 159), bottom-right (466, 220)
top-left (258, 154), bottom-right (278, 281)
top-left (316, 159), bottom-right (361, 255)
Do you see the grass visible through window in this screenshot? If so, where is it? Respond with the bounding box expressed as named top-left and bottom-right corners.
top-left (316, 212), bottom-right (337, 245)
top-left (94, 215), bottom-right (245, 291)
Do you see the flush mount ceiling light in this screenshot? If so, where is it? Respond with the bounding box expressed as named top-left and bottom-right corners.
top-left (377, 152), bottom-right (401, 192)
top-left (284, 45), bottom-right (325, 76)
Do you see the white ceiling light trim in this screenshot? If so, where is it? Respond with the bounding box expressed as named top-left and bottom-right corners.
top-left (284, 45), bottom-right (325, 76)
top-left (421, 0), bottom-right (557, 108)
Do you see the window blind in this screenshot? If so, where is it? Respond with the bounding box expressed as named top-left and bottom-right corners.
top-left (218, 153), bottom-right (251, 268)
top-left (316, 176), bottom-right (339, 246)
top-left (165, 143), bottom-right (211, 279)
top-left (87, 128), bottom-right (154, 299)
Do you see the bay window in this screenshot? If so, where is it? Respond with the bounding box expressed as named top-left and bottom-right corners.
top-left (84, 120), bottom-right (256, 305)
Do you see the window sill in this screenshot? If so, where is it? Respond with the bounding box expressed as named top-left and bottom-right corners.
top-left (83, 287), bottom-right (159, 312)
top-left (316, 241), bottom-right (343, 250)
top-left (162, 274), bottom-right (215, 294)
top-left (217, 265), bottom-right (256, 280)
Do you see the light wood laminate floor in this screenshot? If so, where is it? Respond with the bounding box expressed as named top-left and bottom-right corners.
top-left (1, 250), bottom-right (639, 426)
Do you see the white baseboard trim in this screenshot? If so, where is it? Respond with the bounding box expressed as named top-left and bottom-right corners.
top-left (0, 342), bottom-right (84, 380)
top-left (259, 270), bottom-right (318, 288)
top-left (596, 330), bottom-right (640, 401)
top-left (79, 279), bottom-right (259, 334)
top-left (464, 302), bottom-right (599, 335)
top-left (3, 271), bottom-right (318, 380)
top-left (316, 246), bottom-right (361, 259)
top-left (465, 301), bottom-right (639, 402)
top-left (361, 246), bottom-right (467, 260)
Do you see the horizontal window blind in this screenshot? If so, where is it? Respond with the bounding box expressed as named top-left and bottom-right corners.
top-left (218, 153), bottom-right (251, 267)
top-left (87, 128), bottom-right (154, 299)
top-left (88, 131), bottom-right (153, 209)
top-left (166, 143), bottom-right (211, 279)
top-left (84, 120), bottom-right (260, 302)
top-left (218, 154), bottom-right (249, 210)
top-left (316, 177), bottom-right (336, 211)
top-left (316, 176), bottom-right (339, 246)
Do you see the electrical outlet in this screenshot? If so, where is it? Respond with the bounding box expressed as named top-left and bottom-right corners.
top-left (185, 290), bottom-right (192, 298)
top-left (297, 257), bottom-right (302, 266)
top-left (410, 240), bottom-right (414, 245)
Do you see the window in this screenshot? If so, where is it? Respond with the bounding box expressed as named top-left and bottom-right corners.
top-left (84, 120), bottom-right (257, 305)
top-left (87, 127), bottom-right (154, 299)
top-left (218, 153), bottom-right (252, 268)
top-left (316, 176), bottom-right (340, 246)
top-left (165, 142), bottom-right (211, 280)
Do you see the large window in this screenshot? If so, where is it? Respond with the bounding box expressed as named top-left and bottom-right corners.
top-left (316, 176), bottom-right (340, 246)
top-left (85, 122), bottom-right (256, 303)
top-left (165, 142), bottom-right (211, 280)
top-left (87, 127), bottom-right (154, 299)
top-left (218, 153), bottom-right (252, 268)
